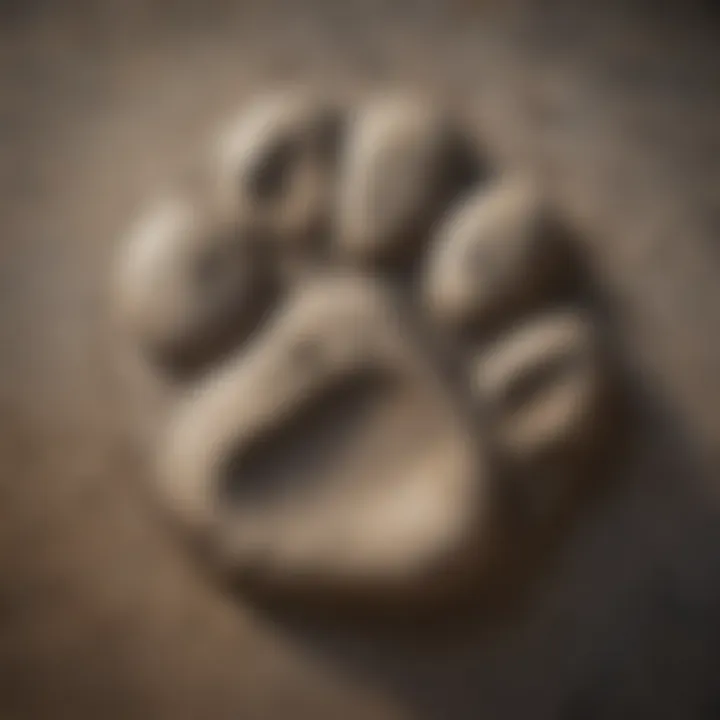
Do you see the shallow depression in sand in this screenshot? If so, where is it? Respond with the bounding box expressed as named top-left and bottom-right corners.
top-left (219, 368), bottom-right (452, 508)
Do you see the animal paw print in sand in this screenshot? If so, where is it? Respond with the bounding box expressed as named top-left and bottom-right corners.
top-left (114, 90), bottom-right (617, 613)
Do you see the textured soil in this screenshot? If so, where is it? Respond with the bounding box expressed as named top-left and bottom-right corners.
top-left (0, 1), bottom-right (719, 719)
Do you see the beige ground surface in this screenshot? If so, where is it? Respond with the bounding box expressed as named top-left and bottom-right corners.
top-left (0, 1), bottom-right (719, 718)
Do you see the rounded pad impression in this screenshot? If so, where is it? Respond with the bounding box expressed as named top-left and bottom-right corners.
top-left (423, 179), bottom-right (569, 334)
top-left (114, 191), bottom-right (277, 376)
top-left (214, 90), bottom-right (343, 257)
top-left (336, 96), bottom-right (481, 267)
top-left (472, 310), bottom-right (611, 468)
top-left (159, 275), bottom-right (491, 603)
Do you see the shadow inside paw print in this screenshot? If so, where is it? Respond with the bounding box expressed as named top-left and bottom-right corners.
top-left (113, 87), bottom-right (628, 621)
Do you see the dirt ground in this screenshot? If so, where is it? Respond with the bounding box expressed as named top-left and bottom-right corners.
top-left (0, 1), bottom-right (719, 718)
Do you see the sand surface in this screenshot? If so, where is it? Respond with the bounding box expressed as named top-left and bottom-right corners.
top-left (0, 1), bottom-right (719, 718)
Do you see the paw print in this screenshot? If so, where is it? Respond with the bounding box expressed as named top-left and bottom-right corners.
top-left (114, 89), bottom-right (618, 613)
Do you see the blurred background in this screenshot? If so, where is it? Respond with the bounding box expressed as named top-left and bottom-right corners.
top-left (0, 0), bottom-right (719, 718)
